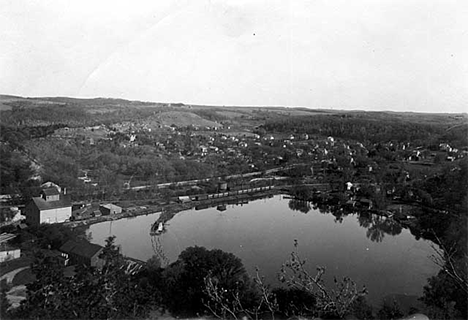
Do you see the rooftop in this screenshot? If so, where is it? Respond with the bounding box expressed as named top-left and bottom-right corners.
top-left (31, 194), bottom-right (72, 211)
top-left (41, 188), bottom-right (60, 196)
top-left (0, 233), bottom-right (16, 244)
top-left (60, 239), bottom-right (103, 259)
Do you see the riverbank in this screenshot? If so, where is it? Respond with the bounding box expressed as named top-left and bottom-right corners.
top-left (65, 188), bottom-right (281, 230)
top-left (85, 193), bottom-right (440, 311)
top-left (151, 190), bottom-right (280, 234)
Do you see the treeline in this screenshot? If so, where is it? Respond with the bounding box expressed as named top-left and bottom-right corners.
top-left (0, 144), bottom-right (40, 198)
top-left (1, 105), bottom-right (92, 126)
top-left (410, 159), bottom-right (467, 318)
top-left (261, 114), bottom-right (467, 147)
top-left (0, 100), bottom-right (184, 128)
top-left (0, 124), bottom-right (66, 150)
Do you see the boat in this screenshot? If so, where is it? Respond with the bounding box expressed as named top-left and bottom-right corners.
top-left (156, 222), bottom-right (164, 233)
top-left (151, 222), bottom-right (165, 236)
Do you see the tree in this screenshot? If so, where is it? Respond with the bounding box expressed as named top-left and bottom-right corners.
top-left (18, 237), bottom-right (156, 319)
top-left (204, 268), bottom-right (276, 320)
top-left (278, 241), bottom-right (367, 319)
top-left (146, 255), bottom-right (162, 271)
top-left (0, 281), bottom-right (11, 319)
top-left (162, 246), bottom-right (256, 316)
top-left (421, 232), bottom-right (468, 319)
top-left (377, 300), bottom-right (403, 320)
top-left (272, 287), bottom-right (316, 318)
top-left (18, 252), bottom-right (75, 319)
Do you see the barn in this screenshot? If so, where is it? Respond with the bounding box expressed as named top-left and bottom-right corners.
top-left (24, 187), bottom-right (72, 226)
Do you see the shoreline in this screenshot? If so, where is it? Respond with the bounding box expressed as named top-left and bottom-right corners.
top-left (66, 189), bottom-right (281, 230)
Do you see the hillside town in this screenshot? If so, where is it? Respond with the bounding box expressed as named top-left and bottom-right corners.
top-left (1, 97), bottom-right (467, 319)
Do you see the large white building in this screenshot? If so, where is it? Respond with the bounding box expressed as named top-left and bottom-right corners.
top-left (24, 186), bottom-right (72, 226)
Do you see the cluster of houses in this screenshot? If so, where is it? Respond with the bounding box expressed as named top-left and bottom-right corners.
top-left (0, 231), bottom-right (104, 268)
top-left (0, 182), bottom-right (131, 275)
top-left (21, 182), bottom-right (122, 226)
top-left (50, 117), bottom-right (467, 195)
top-left (67, 118), bottom-right (467, 196)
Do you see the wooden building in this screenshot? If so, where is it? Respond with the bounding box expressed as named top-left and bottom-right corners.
top-left (59, 239), bottom-right (104, 268)
top-left (99, 204), bottom-right (122, 216)
top-left (0, 233), bottom-right (20, 263)
top-left (24, 187), bottom-right (72, 226)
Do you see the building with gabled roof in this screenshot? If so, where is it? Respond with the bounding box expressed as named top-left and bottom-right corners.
top-left (24, 185), bottom-right (72, 226)
top-left (59, 239), bottom-right (104, 268)
top-left (40, 181), bottom-right (62, 193)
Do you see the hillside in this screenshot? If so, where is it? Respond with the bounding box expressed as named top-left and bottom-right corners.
top-left (156, 111), bottom-right (222, 128)
top-left (0, 94), bottom-right (466, 133)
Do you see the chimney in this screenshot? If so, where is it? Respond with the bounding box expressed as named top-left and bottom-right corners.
top-left (63, 188), bottom-right (67, 195)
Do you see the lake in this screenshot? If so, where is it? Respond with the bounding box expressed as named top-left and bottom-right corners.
top-left (86, 195), bottom-right (439, 306)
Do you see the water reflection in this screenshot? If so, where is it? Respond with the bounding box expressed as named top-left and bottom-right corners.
top-left (366, 215), bottom-right (402, 242)
top-left (87, 195), bottom-right (439, 306)
top-left (288, 199), bottom-right (403, 242)
top-left (151, 235), bottom-right (169, 267)
top-left (288, 199), bottom-right (311, 214)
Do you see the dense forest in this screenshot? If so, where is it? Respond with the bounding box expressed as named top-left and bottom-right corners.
top-left (261, 113), bottom-right (468, 147)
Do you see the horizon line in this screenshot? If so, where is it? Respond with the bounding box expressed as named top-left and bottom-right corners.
top-left (1, 93), bottom-right (466, 115)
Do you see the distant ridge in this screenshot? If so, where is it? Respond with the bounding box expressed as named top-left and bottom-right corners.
top-left (0, 94), bottom-right (466, 116)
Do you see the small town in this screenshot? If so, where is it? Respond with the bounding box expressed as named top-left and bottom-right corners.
top-left (1, 97), bottom-right (467, 319)
top-left (1, 1), bottom-right (467, 319)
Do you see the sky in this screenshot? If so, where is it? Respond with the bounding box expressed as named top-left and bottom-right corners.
top-left (1, 0), bottom-right (467, 113)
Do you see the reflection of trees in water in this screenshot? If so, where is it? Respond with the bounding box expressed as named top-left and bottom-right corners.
top-left (288, 199), bottom-right (311, 214)
top-left (366, 223), bottom-right (385, 242)
top-left (304, 198), bottom-right (403, 242)
top-left (358, 213), bottom-right (372, 229)
top-left (362, 214), bottom-right (402, 242)
top-left (151, 235), bottom-right (169, 267)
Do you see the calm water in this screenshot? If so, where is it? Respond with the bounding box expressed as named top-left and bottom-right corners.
top-left (87, 195), bottom-right (439, 305)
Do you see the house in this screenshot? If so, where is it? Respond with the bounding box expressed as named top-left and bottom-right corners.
top-left (59, 239), bottom-right (104, 268)
top-left (439, 143), bottom-right (452, 152)
top-left (72, 206), bottom-right (93, 220)
top-left (24, 186), bottom-right (72, 226)
top-left (0, 233), bottom-right (21, 262)
top-left (38, 248), bottom-right (69, 266)
top-left (0, 244), bottom-right (21, 262)
top-left (218, 181), bottom-right (228, 191)
top-left (178, 196), bottom-right (191, 203)
top-left (99, 204), bottom-right (122, 216)
top-left (199, 145), bottom-right (208, 153)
